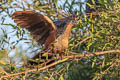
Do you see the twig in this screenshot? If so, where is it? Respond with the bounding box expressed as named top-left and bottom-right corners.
top-left (56, 66), bottom-right (65, 75)
top-left (0, 58), bottom-right (68, 79)
top-left (49, 72), bottom-right (54, 80)
top-left (99, 60), bottom-right (117, 79)
top-left (71, 36), bottom-right (91, 49)
top-left (66, 50), bottom-right (120, 59)
top-left (0, 49), bottom-right (120, 79)
top-left (72, 32), bottom-right (99, 49)
top-left (0, 67), bottom-right (10, 76)
top-left (104, 62), bottom-right (116, 74)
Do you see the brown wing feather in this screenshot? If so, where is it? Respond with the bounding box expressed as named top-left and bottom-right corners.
top-left (11, 11), bottom-right (56, 47)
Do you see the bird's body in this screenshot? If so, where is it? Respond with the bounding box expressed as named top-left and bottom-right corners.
top-left (53, 23), bottom-right (73, 54)
top-left (11, 11), bottom-right (75, 58)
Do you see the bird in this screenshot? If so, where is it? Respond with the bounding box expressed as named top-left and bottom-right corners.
top-left (11, 11), bottom-right (75, 64)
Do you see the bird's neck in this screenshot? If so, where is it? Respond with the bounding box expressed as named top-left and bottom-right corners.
top-left (64, 23), bottom-right (74, 38)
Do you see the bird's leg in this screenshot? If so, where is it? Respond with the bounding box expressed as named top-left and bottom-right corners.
top-left (60, 52), bottom-right (65, 59)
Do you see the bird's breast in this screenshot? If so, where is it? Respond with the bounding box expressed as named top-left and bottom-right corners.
top-left (53, 34), bottom-right (69, 52)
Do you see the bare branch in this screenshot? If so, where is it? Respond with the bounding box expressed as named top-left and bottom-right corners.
top-left (0, 49), bottom-right (120, 79)
top-left (68, 50), bottom-right (120, 59)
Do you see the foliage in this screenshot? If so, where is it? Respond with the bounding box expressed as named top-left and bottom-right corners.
top-left (0, 0), bottom-right (120, 80)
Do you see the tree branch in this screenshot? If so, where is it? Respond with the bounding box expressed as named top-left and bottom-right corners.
top-left (0, 49), bottom-right (120, 79)
top-left (67, 49), bottom-right (120, 59)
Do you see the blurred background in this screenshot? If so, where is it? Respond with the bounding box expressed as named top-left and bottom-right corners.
top-left (0, 0), bottom-right (120, 80)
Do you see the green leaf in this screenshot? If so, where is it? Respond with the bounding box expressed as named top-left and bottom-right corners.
top-left (86, 3), bottom-right (94, 9)
top-left (0, 60), bottom-right (8, 65)
top-left (0, 67), bottom-right (2, 72)
top-left (42, 52), bottom-right (48, 60)
top-left (92, 0), bottom-right (95, 5)
top-left (0, 49), bottom-right (8, 59)
top-left (92, 57), bottom-right (96, 68)
top-left (102, 58), bottom-right (105, 68)
top-left (59, 74), bottom-right (64, 80)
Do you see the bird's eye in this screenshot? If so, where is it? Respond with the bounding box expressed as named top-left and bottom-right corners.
top-left (70, 20), bottom-right (75, 24)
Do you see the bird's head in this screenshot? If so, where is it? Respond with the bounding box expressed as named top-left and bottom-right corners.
top-left (53, 14), bottom-right (77, 28)
top-left (66, 15), bottom-right (77, 28)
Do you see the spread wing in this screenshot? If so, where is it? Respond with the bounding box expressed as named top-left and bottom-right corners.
top-left (11, 11), bottom-right (57, 47)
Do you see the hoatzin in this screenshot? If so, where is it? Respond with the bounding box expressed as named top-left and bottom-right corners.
top-left (11, 11), bottom-right (75, 65)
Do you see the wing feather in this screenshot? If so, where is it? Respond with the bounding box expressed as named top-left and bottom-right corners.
top-left (11, 11), bottom-right (56, 46)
